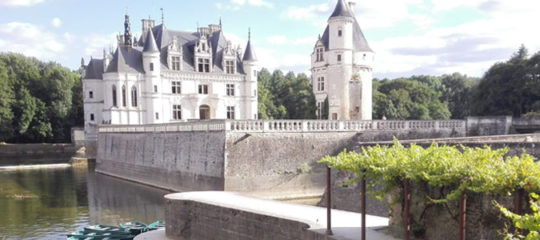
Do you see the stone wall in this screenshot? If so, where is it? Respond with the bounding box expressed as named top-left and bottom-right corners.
top-left (224, 132), bottom-right (358, 199)
top-left (466, 116), bottom-right (513, 136)
top-left (96, 119), bottom-right (466, 198)
top-left (96, 130), bottom-right (226, 192)
top-left (164, 192), bottom-right (332, 240)
top-left (0, 143), bottom-right (81, 166)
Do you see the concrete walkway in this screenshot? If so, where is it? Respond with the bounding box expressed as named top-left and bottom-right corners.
top-left (136, 191), bottom-right (399, 240)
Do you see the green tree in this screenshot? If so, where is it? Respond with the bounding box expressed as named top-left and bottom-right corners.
top-left (472, 45), bottom-right (540, 117)
top-left (0, 61), bottom-right (14, 141)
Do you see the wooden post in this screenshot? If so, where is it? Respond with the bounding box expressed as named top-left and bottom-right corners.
top-left (361, 170), bottom-right (366, 240)
top-left (326, 166), bottom-right (333, 235)
top-left (404, 179), bottom-right (410, 240)
top-left (460, 191), bottom-right (467, 240)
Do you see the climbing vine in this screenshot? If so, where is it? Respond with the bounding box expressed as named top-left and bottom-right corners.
top-left (319, 139), bottom-right (540, 202)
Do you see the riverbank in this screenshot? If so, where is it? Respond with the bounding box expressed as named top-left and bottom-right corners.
top-left (0, 143), bottom-right (86, 166)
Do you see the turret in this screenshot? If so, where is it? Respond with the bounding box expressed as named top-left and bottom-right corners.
top-left (142, 29), bottom-right (162, 123)
top-left (242, 28), bottom-right (258, 119)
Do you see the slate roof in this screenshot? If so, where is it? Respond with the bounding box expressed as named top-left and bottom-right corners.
top-left (320, 0), bottom-right (373, 52)
top-left (106, 46), bottom-right (144, 73)
top-left (85, 22), bottom-right (253, 79)
top-left (84, 59), bottom-right (104, 79)
top-left (329, 0), bottom-right (355, 19)
top-left (143, 30), bottom-right (159, 52)
top-left (243, 39), bottom-right (256, 61)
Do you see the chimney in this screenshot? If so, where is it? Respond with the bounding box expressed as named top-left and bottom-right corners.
top-left (348, 1), bottom-right (356, 12)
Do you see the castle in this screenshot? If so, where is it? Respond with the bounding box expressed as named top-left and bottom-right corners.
top-left (81, 14), bottom-right (258, 140)
top-left (311, 0), bottom-right (374, 120)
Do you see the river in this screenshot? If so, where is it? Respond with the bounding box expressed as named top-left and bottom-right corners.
top-left (0, 163), bottom-right (170, 239)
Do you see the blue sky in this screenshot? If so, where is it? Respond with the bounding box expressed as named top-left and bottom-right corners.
top-left (1, 0), bottom-right (539, 79)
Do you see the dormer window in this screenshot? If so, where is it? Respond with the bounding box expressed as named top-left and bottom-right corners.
top-left (172, 56), bottom-right (181, 71)
top-left (198, 58), bottom-right (210, 73)
top-left (316, 48), bottom-right (324, 62)
top-left (225, 60), bottom-right (235, 74)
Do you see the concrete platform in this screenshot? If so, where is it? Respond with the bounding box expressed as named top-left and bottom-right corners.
top-left (138, 191), bottom-right (399, 240)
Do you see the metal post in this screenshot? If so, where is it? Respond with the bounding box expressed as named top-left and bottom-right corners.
top-left (514, 189), bottom-right (523, 234)
top-left (361, 170), bottom-right (366, 240)
top-left (404, 179), bottom-right (410, 240)
top-left (460, 191), bottom-right (467, 240)
top-left (326, 166), bottom-right (333, 235)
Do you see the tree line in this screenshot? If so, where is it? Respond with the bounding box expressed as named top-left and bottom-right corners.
top-left (0, 53), bottom-right (82, 143)
top-left (258, 45), bottom-right (540, 121)
top-left (1, 45), bottom-right (537, 142)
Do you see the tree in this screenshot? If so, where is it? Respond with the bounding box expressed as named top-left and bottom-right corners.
top-left (0, 53), bottom-right (82, 143)
top-left (0, 61), bottom-right (14, 141)
top-left (472, 45), bottom-right (540, 117)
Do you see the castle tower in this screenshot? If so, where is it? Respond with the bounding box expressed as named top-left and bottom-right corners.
top-left (242, 28), bottom-right (258, 119)
top-left (142, 29), bottom-right (162, 123)
top-left (311, 0), bottom-right (374, 120)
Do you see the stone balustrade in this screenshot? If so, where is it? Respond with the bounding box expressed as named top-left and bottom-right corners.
top-left (98, 119), bottom-right (465, 133)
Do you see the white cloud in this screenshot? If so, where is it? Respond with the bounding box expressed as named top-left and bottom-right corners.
top-left (51, 18), bottom-right (62, 28)
top-left (0, 22), bottom-right (64, 59)
top-left (217, 0), bottom-right (273, 11)
top-left (266, 35), bottom-right (313, 46)
top-left (286, 3), bottom-right (329, 21)
top-left (0, 0), bottom-right (45, 7)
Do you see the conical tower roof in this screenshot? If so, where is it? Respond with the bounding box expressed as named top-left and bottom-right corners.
top-left (329, 0), bottom-right (355, 19)
top-left (143, 29), bottom-right (159, 52)
top-left (243, 29), bottom-right (256, 61)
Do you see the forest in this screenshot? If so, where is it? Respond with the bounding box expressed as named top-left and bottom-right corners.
top-left (0, 53), bottom-right (82, 143)
top-left (1, 46), bottom-right (539, 143)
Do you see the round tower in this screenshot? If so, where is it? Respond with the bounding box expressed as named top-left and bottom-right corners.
top-left (142, 29), bottom-right (162, 123)
top-left (242, 28), bottom-right (258, 120)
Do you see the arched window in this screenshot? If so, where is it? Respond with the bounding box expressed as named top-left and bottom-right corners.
top-left (131, 86), bottom-right (137, 107)
top-left (122, 85), bottom-right (127, 107)
top-left (112, 85), bottom-right (117, 107)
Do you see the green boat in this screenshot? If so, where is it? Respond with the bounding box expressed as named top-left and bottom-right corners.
top-left (83, 225), bottom-right (131, 234)
top-left (67, 231), bottom-right (134, 240)
top-left (147, 221), bottom-right (165, 231)
top-left (119, 221), bottom-right (147, 235)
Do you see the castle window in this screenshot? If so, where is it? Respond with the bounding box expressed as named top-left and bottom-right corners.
top-left (154, 85), bottom-right (158, 93)
top-left (254, 90), bottom-right (257, 97)
top-left (226, 84), bottom-right (235, 96)
top-left (150, 63), bottom-right (154, 71)
top-left (172, 81), bottom-right (181, 94)
top-left (337, 54), bottom-right (342, 62)
top-left (332, 113), bottom-right (338, 120)
top-left (317, 77), bottom-right (325, 91)
top-left (112, 85), bottom-right (117, 107)
top-left (172, 56), bottom-right (181, 71)
top-left (131, 86), bottom-right (137, 107)
top-left (198, 84), bottom-right (208, 94)
top-left (338, 29), bottom-right (342, 37)
top-left (227, 106), bottom-right (235, 120)
top-left (172, 105), bottom-right (182, 120)
top-left (225, 60), bottom-right (235, 74)
top-left (122, 85), bottom-right (127, 107)
top-left (89, 91), bottom-right (94, 99)
top-left (155, 112), bottom-right (159, 120)
top-left (198, 58), bottom-right (210, 73)
top-left (90, 113), bottom-right (95, 121)
top-left (316, 48), bottom-right (324, 62)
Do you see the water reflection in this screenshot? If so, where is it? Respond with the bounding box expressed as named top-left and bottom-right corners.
top-left (0, 164), bottom-right (169, 239)
top-left (87, 167), bottom-right (168, 225)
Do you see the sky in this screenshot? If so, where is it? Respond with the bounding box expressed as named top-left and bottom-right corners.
top-left (0, 0), bottom-right (539, 79)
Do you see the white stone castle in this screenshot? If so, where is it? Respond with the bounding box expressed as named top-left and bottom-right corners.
top-left (311, 0), bottom-right (374, 120)
top-left (81, 14), bottom-right (258, 140)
